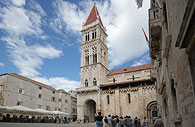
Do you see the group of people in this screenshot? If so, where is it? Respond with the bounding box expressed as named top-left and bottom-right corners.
top-left (0, 114), bottom-right (73, 124)
top-left (95, 112), bottom-right (163, 127)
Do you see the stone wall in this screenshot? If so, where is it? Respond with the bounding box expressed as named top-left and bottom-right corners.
top-left (100, 85), bottom-right (156, 120)
top-left (149, 0), bottom-right (195, 127)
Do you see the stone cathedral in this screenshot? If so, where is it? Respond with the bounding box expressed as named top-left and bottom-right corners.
top-left (77, 3), bottom-right (157, 123)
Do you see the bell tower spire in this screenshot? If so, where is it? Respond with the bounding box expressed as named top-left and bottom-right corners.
top-left (80, 3), bottom-right (109, 88)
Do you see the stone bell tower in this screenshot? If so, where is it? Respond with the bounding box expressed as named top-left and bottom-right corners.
top-left (77, 2), bottom-right (109, 122)
top-left (80, 3), bottom-right (109, 88)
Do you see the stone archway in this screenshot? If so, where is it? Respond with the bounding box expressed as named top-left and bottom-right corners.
top-left (84, 99), bottom-right (96, 122)
top-left (147, 101), bottom-right (158, 123)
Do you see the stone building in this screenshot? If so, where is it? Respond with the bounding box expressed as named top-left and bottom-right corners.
top-left (77, 3), bottom-right (157, 122)
top-left (0, 73), bottom-right (77, 117)
top-left (149, 0), bottom-right (195, 127)
top-left (68, 90), bottom-right (77, 118)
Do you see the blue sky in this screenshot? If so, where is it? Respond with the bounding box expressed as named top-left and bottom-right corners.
top-left (0, 0), bottom-right (150, 91)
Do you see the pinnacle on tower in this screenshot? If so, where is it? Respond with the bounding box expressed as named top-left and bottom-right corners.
top-left (84, 2), bottom-right (104, 26)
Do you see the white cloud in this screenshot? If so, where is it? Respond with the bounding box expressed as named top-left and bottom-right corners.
top-left (0, 1), bottom-right (62, 78)
top-left (0, 63), bottom-right (4, 67)
top-left (0, 5), bottom-right (42, 36)
top-left (51, 0), bottom-right (149, 69)
top-left (28, 0), bottom-right (46, 16)
top-left (50, 0), bottom-right (86, 34)
top-left (131, 53), bottom-right (151, 67)
top-left (11, 0), bottom-right (25, 7)
top-left (33, 77), bottom-right (80, 91)
top-left (2, 37), bottom-right (62, 77)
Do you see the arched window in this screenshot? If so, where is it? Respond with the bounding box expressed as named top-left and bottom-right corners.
top-left (107, 95), bottom-right (110, 104)
top-left (85, 50), bottom-right (89, 65)
top-left (85, 79), bottom-right (88, 87)
top-left (128, 93), bottom-right (131, 103)
top-left (85, 32), bottom-right (89, 41)
top-left (93, 78), bottom-right (97, 86)
top-left (92, 29), bottom-right (97, 39)
top-left (113, 78), bottom-right (116, 83)
top-left (93, 54), bottom-right (97, 63)
top-left (132, 75), bottom-right (135, 80)
top-left (92, 47), bottom-right (97, 64)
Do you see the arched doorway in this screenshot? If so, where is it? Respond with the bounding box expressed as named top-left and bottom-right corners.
top-left (147, 101), bottom-right (158, 123)
top-left (84, 99), bottom-right (96, 122)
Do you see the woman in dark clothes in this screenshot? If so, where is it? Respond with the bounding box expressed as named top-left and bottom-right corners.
top-left (95, 112), bottom-right (103, 127)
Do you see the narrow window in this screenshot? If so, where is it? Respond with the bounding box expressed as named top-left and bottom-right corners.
top-left (113, 78), bottom-right (116, 83)
top-left (18, 89), bottom-right (24, 94)
top-left (93, 53), bottom-right (97, 63)
top-left (171, 79), bottom-right (178, 114)
top-left (132, 75), bottom-right (135, 80)
top-left (65, 99), bottom-right (68, 103)
top-left (59, 99), bottom-right (61, 102)
top-left (87, 32), bottom-right (89, 41)
top-left (39, 86), bottom-right (42, 90)
top-left (53, 91), bottom-right (55, 94)
top-left (85, 79), bottom-right (88, 87)
top-left (39, 94), bottom-right (42, 99)
top-left (85, 50), bottom-right (89, 65)
top-left (85, 35), bottom-right (87, 41)
top-left (17, 101), bottom-right (22, 106)
top-left (93, 78), bottom-right (97, 86)
top-left (52, 97), bottom-right (55, 102)
top-left (85, 56), bottom-right (89, 65)
top-left (85, 32), bottom-right (90, 41)
top-left (95, 30), bottom-right (96, 39)
top-left (128, 93), bottom-right (131, 103)
top-left (107, 95), bottom-right (110, 104)
top-left (46, 106), bottom-right (50, 111)
top-left (92, 32), bottom-right (94, 39)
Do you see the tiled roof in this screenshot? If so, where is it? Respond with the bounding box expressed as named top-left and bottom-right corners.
top-left (1, 73), bottom-right (56, 91)
top-left (108, 64), bottom-right (152, 76)
top-left (100, 79), bottom-right (150, 87)
top-left (84, 3), bottom-right (103, 26)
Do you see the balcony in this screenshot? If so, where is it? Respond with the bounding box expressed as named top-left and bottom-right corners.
top-left (149, 7), bottom-right (162, 59)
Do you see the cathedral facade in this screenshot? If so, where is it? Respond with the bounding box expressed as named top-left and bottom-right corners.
top-left (77, 3), bottom-right (157, 122)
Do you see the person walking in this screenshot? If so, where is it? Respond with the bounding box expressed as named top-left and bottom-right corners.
top-left (116, 116), bottom-right (120, 127)
top-left (138, 119), bottom-right (141, 127)
top-left (129, 116), bottom-right (133, 127)
top-left (107, 115), bottom-right (112, 127)
top-left (120, 117), bottom-right (125, 127)
top-left (134, 117), bottom-right (139, 127)
top-left (95, 112), bottom-right (104, 127)
top-left (125, 116), bottom-right (131, 127)
top-left (153, 116), bottom-right (163, 127)
top-left (142, 117), bottom-right (149, 127)
top-left (111, 116), bottom-right (116, 127)
top-left (104, 116), bottom-right (109, 127)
